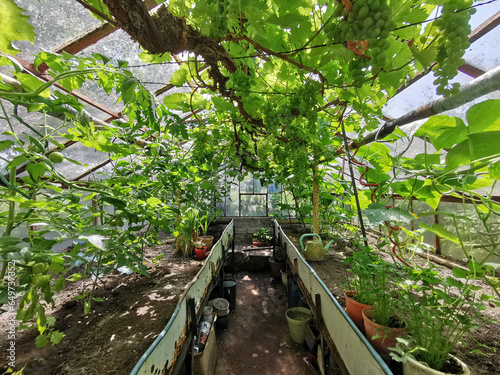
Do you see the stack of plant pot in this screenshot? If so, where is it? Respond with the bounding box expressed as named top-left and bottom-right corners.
top-left (212, 298), bottom-right (230, 329)
top-left (342, 250), bottom-right (485, 375)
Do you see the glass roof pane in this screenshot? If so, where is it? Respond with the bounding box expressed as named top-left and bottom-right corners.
top-left (54, 142), bottom-right (109, 180)
top-left (0, 102), bottom-right (67, 141)
top-left (84, 162), bottom-right (114, 181)
top-left (12, 0), bottom-right (100, 62)
top-left (468, 1), bottom-right (500, 30)
top-left (76, 29), bottom-right (180, 94)
top-left (464, 30), bottom-right (500, 72)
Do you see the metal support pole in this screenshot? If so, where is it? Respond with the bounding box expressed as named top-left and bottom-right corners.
top-left (348, 65), bottom-right (500, 151)
top-left (340, 121), bottom-right (369, 247)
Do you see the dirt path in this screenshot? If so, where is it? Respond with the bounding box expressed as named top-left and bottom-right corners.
top-left (215, 270), bottom-right (308, 374)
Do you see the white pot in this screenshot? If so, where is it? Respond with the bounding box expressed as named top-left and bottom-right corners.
top-left (403, 355), bottom-right (470, 375)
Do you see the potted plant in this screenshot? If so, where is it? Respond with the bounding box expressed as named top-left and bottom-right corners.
top-left (199, 211), bottom-right (216, 252)
top-left (174, 207), bottom-right (200, 256)
top-left (341, 250), bottom-right (380, 331)
top-left (390, 264), bottom-right (487, 375)
top-left (358, 258), bottom-right (407, 358)
top-left (193, 241), bottom-right (207, 260)
top-left (252, 227), bottom-right (272, 247)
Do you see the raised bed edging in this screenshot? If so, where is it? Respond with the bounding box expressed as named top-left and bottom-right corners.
top-left (274, 220), bottom-right (392, 375)
top-left (130, 220), bottom-right (234, 375)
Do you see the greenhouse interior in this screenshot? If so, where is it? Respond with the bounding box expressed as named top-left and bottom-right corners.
top-left (0, 0), bottom-right (499, 374)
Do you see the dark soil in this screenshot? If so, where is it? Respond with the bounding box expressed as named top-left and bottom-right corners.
top-left (281, 223), bottom-right (500, 375)
top-left (0, 232), bottom-right (202, 375)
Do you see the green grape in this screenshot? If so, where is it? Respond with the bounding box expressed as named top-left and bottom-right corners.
top-left (433, 0), bottom-right (474, 96)
top-left (358, 5), bottom-right (370, 18)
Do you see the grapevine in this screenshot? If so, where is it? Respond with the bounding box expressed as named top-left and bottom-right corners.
top-left (433, 0), bottom-right (474, 97)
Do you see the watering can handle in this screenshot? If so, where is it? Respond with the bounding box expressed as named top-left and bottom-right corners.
top-left (299, 233), bottom-right (321, 252)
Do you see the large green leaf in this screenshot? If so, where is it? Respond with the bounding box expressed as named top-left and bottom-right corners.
top-left (0, 140), bottom-right (14, 151)
top-left (100, 196), bottom-right (126, 209)
top-left (0, 0), bottom-right (35, 55)
top-left (445, 131), bottom-right (500, 171)
top-left (351, 190), bottom-right (372, 211)
top-left (419, 223), bottom-right (459, 244)
top-left (415, 115), bottom-right (468, 150)
top-left (26, 163), bottom-right (47, 182)
top-left (15, 73), bottom-right (50, 97)
top-left (466, 99), bottom-right (500, 133)
top-left (170, 66), bottom-right (189, 86)
top-left (363, 202), bottom-right (415, 226)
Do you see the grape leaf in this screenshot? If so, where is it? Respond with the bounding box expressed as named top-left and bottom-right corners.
top-left (415, 115), bottom-right (468, 150)
top-left (363, 202), bottom-right (415, 225)
top-left (466, 99), bottom-right (500, 133)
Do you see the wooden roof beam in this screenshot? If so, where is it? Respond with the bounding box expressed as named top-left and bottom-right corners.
top-left (54, 0), bottom-right (161, 55)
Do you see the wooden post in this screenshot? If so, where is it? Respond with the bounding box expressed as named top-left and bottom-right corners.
top-left (434, 210), bottom-right (441, 255)
top-left (313, 164), bottom-right (319, 235)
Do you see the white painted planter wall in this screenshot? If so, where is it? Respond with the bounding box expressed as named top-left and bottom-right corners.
top-left (274, 220), bottom-right (392, 375)
top-left (130, 220), bottom-right (234, 375)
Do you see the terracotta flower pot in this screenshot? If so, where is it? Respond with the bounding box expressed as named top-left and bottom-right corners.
top-left (344, 291), bottom-right (372, 332)
top-left (403, 355), bottom-right (470, 375)
top-left (362, 307), bottom-right (407, 358)
top-left (199, 236), bottom-right (214, 252)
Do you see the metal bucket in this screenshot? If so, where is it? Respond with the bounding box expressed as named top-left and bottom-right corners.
top-left (223, 280), bottom-right (237, 311)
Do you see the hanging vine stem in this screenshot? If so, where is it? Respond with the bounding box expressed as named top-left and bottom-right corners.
top-left (349, 148), bottom-right (411, 266)
top-left (225, 35), bottom-right (327, 82)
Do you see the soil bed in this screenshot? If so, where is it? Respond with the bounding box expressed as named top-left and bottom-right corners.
top-left (281, 223), bottom-right (500, 375)
top-left (0, 229), bottom-right (217, 375)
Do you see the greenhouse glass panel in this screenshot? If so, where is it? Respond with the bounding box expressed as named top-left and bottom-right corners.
top-left (254, 179), bottom-right (267, 193)
top-left (225, 189), bottom-right (239, 216)
top-left (239, 177), bottom-right (253, 193)
top-left (12, 0), bottom-right (100, 62)
top-left (464, 32), bottom-right (500, 72)
top-left (268, 183), bottom-right (281, 194)
top-left (240, 195), bottom-right (266, 216)
top-left (77, 30), bottom-right (180, 94)
top-left (438, 202), bottom-right (500, 265)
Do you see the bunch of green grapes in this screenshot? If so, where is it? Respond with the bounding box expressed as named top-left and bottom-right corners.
top-left (291, 148), bottom-right (311, 182)
top-left (228, 70), bottom-right (253, 96)
top-left (295, 81), bottom-right (320, 125)
top-left (262, 101), bottom-right (281, 132)
top-left (367, 35), bottom-right (392, 72)
top-left (348, 58), bottom-right (370, 85)
top-left (327, 0), bottom-right (394, 42)
top-left (433, 0), bottom-right (474, 97)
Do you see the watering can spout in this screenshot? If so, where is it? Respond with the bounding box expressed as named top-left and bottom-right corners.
top-left (324, 240), bottom-right (334, 252)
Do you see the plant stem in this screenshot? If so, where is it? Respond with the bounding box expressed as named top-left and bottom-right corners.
top-left (1, 166), bottom-right (18, 279)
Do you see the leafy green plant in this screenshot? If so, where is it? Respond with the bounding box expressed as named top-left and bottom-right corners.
top-left (174, 207), bottom-right (200, 255)
top-left (252, 227), bottom-right (272, 244)
top-left (390, 264), bottom-right (490, 371)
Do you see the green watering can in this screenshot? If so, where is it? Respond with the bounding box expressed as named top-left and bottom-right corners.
top-left (299, 234), bottom-right (334, 261)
